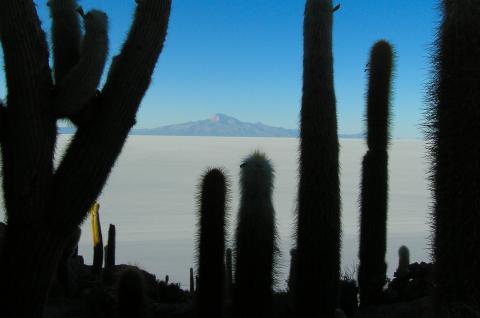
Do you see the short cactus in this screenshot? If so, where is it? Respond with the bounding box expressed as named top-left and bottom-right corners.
top-left (234, 151), bottom-right (277, 318)
top-left (105, 224), bottom-right (116, 269)
top-left (90, 202), bottom-right (103, 277)
top-left (395, 245), bottom-right (410, 278)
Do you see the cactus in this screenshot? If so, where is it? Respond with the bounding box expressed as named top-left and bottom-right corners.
top-left (196, 168), bottom-right (229, 318)
top-left (0, 0), bottom-right (171, 315)
top-left (90, 202), bottom-right (104, 277)
top-left (295, 0), bottom-right (341, 316)
top-left (287, 248), bottom-right (297, 295)
top-left (427, 1), bottom-right (480, 314)
top-left (118, 268), bottom-right (149, 318)
top-left (234, 151), bottom-right (277, 318)
top-left (395, 245), bottom-right (410, 278)
top-left (190, 267), bottom-right (195, 293)
top-left (358, 40), bottom-right (394, 307)
top-left (105, 224), bottom-right (116, 269)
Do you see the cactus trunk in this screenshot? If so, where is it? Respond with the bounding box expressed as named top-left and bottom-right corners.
top-left (428, 0), bottom-right (480, 315)
top-left (358, 40), bottom-right (393, 307)
top-left (234, 152), bottom-right (277, 318)
top-left (295, 0), bottom-right (341, 316)
top-left (105, 224), bottom-right (116, 269)
top-left (196, 168), bottom-right (228, 318)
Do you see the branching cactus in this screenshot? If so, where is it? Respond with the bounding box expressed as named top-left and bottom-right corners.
top-left (358, 40), bottom-right (394, 307)
top-left (0, 0), bottom-right (171, 315)
top-left (295, 0), bottom-right (341, 316)
top-left (105, 224), bottom-right (116, 269)
top-left (118, 268), bottom-right (149, 318)
top-left (234, 151), bottom-right (278, 318)
top-left (91, 202), bottom-right (104, 277)
top-left (427, 1), bottom-right (480, 314)
top-left (196, 168), bottom-right (229, 318)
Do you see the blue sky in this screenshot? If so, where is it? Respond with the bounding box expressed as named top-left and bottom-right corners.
top-left (1, 1), bottom-right (439, 138)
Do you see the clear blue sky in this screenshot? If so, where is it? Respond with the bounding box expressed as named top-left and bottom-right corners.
top-left (1, 1), bottom-right (439, 138)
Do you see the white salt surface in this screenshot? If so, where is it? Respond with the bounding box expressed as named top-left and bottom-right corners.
top-left (2, 135), bottom-right (432, 290)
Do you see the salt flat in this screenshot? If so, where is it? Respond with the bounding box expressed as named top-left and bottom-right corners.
top-left (1, 135), bottom-right (432, 290)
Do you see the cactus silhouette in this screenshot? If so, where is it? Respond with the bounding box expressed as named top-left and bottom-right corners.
top-left (395, 246), bottom-right (410, 278)
top-left (190, 267), bottom-right (195, 293)
top-left (0, 0), bottom-right (171, 315)
top-left (295, 0), bottom-right (341, 316)
top-left (105, 224), bottom-right (116, 269)
top-left (91, 202), bottom-right (104, 276)
top-left (358, 40), bottom-right (394, 307)
top-left (234, 151), bottom-right (277, 318)
top-left (118, 268), bottom-right (149, 318)
top-left (427, 0), bottom-right (480, 314)
top-left (196, 168), bottom-right (229, 318)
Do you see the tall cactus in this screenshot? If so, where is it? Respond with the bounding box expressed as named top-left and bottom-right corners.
top-left (196, 168), bottom-right (229, 318)
top-left (0, 0), bottom-right (171, 316)
top-left (105, 224), bottom-right (116, 269)
top-left (234, 151), bottom-right (277, 318)
top-left (358, 40), bottom-right (394, 307)
top-left (91, 202), bottom-right (104, 276)
top-left (295, 0), bottom-right (341, 316)
top-left (427, 0), bottom-right (480, 315)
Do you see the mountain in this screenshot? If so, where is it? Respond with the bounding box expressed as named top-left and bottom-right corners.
top-left (58, 114), bottom-right (363, 138)
top-left (131, 114), bottom-right (298, 137)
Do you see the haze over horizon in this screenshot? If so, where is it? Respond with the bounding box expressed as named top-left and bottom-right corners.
top-left (0, 1), bottom-right (437, 139)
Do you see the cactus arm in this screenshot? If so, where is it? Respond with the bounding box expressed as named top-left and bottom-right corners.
top-left (51, 0), bottom-right (171, 231)
top-left (0, 0), bottom-right (56, 225)
top-left (48, 0), bottom-right (82, 83)
top-left (53, 10), bottom-right (109, 118)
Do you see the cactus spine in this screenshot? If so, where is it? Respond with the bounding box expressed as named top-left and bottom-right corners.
top-left (234, 151), bottom-right (277, 318)
top-left (91, 202), bottom-right (104, 277)
top-left (428, 0), bottom-right (480, 314)
top-left (295, 0), bottom-right (341, 316)
top-left (358, 40), bottom-right (393, 307)
top-left (196, 168), bottom-right (228, 318)
top-left (118, 268), bottom-right (148, 318)
top-left (105, 224), bottom-right (116, 269)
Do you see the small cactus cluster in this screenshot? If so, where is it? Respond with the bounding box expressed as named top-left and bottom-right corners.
top-left (194, 151), bottom-right (277, 318)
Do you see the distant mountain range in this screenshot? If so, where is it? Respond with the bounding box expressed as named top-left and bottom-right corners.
top-left (59, 113), bottom-right (363, 138)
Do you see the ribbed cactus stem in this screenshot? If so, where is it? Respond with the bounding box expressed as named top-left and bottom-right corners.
top-left (90, 202), bottom-right (103, 277)
top-left (234, 151), bottom-right (277, 318)
top-left (105, 224), bottom-right (116, 269)
top-left (196, 168), bottom-right (228, 318)
top-left (118, 268), bottom-right (148, 318)
top-left (358, 40), bottom-right (393, 307)
top-left (428, 1), bottom-right (480, 314)
top-left (296, 0), bottom-right (341, 316)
